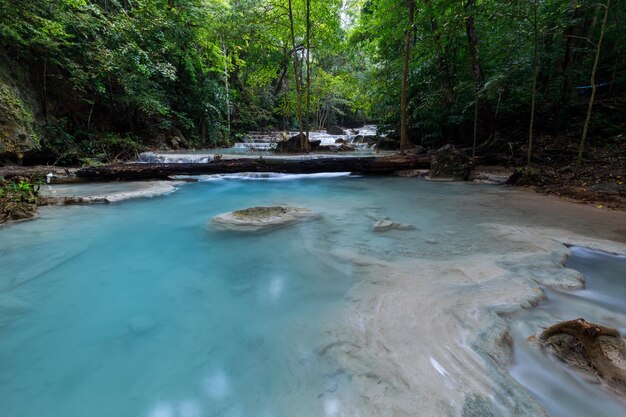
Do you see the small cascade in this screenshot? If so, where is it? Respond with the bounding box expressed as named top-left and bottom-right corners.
top-left (136, 125), bottom-right (381, 163)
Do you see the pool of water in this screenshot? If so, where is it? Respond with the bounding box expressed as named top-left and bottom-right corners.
top-left (1, 175), bottom-right (466, 417)
top-left (1, 176), bottom-right (625, 417)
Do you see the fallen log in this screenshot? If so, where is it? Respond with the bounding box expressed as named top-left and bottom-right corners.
top-left (76, 155), bottom-right (431, 181)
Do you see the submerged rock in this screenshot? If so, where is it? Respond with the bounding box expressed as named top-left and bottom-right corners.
top-left (540, 318), bottom-right (626, 396)
top-left (373, 220), bottom-right (416, 232)
top-left (212, 206), bottom-right (320, 232)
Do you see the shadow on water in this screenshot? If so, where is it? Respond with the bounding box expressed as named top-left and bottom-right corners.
top-left (509, 247), bottom-right (626, 417)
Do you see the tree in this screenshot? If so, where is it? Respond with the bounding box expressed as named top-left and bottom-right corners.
top-left (575, 0), bottom-right (611, 173)
top-left (400, 0), bottom-right (416, 152)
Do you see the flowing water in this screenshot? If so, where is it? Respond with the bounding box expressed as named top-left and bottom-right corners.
top-left (1, 175), bottom-right (625, 417)
top-left (137, 125), bottom-right (382, 163)
top-left (509, 247), bottom-right (626, 417)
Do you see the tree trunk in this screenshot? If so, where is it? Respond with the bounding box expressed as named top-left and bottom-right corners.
top-left (560, 0), bottom-right (581, 99)
top-left (576, 0), bottom-right (611, 173)
top-left (288, 0), bottom-right (304, 135)
top-left (222, 40), bottom-right (231, 138)
top-left (465, 0), bottom-right (492, 153)
top-left (400, 1), bottom-right (416, 152)
top-left (528, 0), bottom-right (539, 166)
top-left (303, 0), bottom-right (312, 153)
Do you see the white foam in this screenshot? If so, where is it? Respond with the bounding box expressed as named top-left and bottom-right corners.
top-left (172, 172), bottom-right (357, 182)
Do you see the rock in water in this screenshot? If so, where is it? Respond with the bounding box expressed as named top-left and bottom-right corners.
top-left (430, 144), bottom-right (472, 181)
top-left (211, 206), bottom-right (320, 232)
top-left (540, 318), bottom-right (626, 397)
top-left (373, 220), bottom-right (394, 232)
top-left (373, 220), bottom-right (416, 232)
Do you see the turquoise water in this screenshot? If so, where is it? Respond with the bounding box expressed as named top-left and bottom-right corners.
top-left (1, 176), bottom-right (489, 417)
top-left (2, 176), bottom-right (625, 417)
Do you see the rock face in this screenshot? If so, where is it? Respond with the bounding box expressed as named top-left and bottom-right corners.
top-left (541, 318), bottom-right (626, 396)
top-left (326, 126), bottom-right (345, 135)
top-left (0, 63), bottom-right (40, 163)
top-left (212, 206), bottom-right (320, 232)
top-left (274, 133), bottom-right (321, 153)
top-left (429, 144), bottom-right (472, 180)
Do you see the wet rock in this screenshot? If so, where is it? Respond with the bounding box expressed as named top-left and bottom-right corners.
top-left (212, 206), bottom-right (320, 232)
top-left (318, 143), bottom-right (356, 152)
top-left (373, 220), bottom-right (416, 232)
top-left (373, 220), bottom-right (394, 232)
top-left (394, 169), bottom-right (429, 178)
top-left (541, 318), bottom-right (626, 396)
top-left (430, 144), bottom-right (472, 181)
top-left (353, 135), bottom-right (377, 146)
top-left (326, 126), bottom-right (345, 135)
top-left (274, 133), bottom-right (320, 153)
top-left (394, 223), bottom-right (416, 231)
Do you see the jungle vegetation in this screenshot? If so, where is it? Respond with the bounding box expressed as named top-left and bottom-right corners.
top-left (0, 0), bottom-right (624, 165)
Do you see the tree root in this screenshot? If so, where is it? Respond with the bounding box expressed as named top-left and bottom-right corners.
top-left (540, 318), bottom-right (626, 396)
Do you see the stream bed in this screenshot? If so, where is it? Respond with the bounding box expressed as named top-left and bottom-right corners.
top-left (1, 175), bottom-right (626, 417)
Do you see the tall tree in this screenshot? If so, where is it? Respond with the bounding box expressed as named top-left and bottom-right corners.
top-left (465, 0), bottom-right (490, 158)
top-left (288, 0), bottom-right (304, 137)
top-left (528, 0), bottom-right (540, 166)
top-left (304, 0), bottom-right (312, 152)
top-left (400, 0), bottom-right (415, 152)
top-left (576, 0), bottom-right (611, 173)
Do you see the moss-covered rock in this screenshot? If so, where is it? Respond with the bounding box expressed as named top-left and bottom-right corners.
top-left (0, 64), bottom-right (39, 163)
top-left (430, 144), bottom-right (472, 180)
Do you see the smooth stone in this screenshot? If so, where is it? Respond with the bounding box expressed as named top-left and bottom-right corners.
top-left (395, 223), bottom-right (416, 231)
top-left (373, 220), bottom-right (394, 232)
top-left (373, 220), bottom-right (416, 232)
top-left (211, 206), bottom-right (320, 232)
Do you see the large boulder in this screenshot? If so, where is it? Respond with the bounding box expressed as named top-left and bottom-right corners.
top-left (326, 126), bottom-right (345, 135)
top-left (541, 318), bottom-right (626, 397)
top-left (275, 133), bottom-right (320, 153)
top-left (211, 206), bottom-right (320, 232)
top-left (429, 144), bottom-right (472, 181)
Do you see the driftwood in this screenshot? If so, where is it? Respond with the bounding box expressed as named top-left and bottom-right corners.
top-left (541, 318), bottom-right (626, 396)
top-left (76, 155), bottom-right (431, 181)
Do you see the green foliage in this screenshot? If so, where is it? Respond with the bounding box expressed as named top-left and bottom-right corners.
top-left (0, 176), bottom-right (40, 223)
top-left (1, 0), bottom-right (624, 162)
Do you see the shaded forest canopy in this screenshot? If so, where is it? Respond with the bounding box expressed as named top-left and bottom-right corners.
top-left (0, 0), bottom-right (624, 166)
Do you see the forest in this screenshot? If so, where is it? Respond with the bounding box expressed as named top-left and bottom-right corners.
top-left (0, 0), bottom-right (624, 169)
